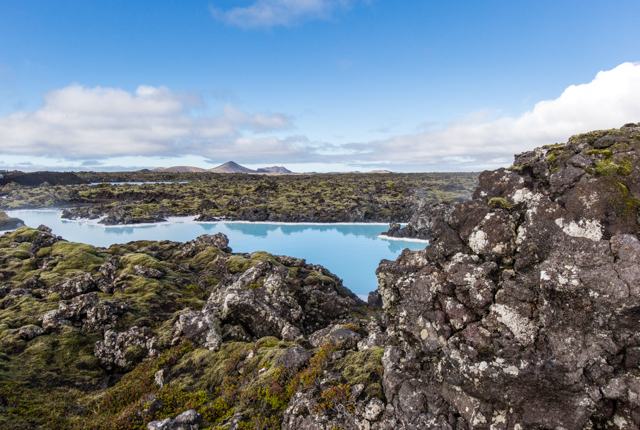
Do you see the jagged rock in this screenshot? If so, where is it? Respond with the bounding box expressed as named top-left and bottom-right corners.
top-left (374, 125), bottom-right (640, 429)
top-left (172, 260), bottom-right (356, 348)
top-left (147, 409), bottom-right (203, 430)
top-left (281, 323), bottom-right (303, 342)
top-left (97, 257), bottom-right (120, 293)
top-left (58, 292), bottom-right (99, 319)
top-left (221, 324), bottom-right (252, 342)
top-left (7, 288), bottom-right (29, 297)
top-left (172, 310), bottom-right (222, 352)
top-left (83, 300), bottom-right (129, 334)
top-left (327, 328), bottom-right (361, 350)
top-left (0, 285), bottom-right (10, 298)
top-left (37, 225), bottom-right (52, 233)
top-left (98, 203), bottom-right (167, 225)
top-left (277, 346), bottom-right (312, 370)
top-left (94, 326), bottom-right (157, 372)
top-left (382, 201), bottom-right (455, 240)
top-left (21, 274), bottom-right (44, 290)
top-left (367, 291), bottom-right (382, 309)
top-left (181, 233), bottom-right (232, 257)
top-left (18, 325), bottom-right (46, 340)
top-left (28, 230), bottom-right (61, 258)
top-left (48, 273), bottom-right (96, 299)
top-left (41, 310), bottom-right (72, 330)
top-left (133, 264), bottom-right (164, 279)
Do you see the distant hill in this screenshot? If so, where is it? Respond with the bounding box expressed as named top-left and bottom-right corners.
top-left (209, 161), bottom-right (256, 174)
top-left (256, 166), bottom-right (292, 174)
top-left (370, 170), bottom-right (392, 174)
top-left (152, 166), bottom-right (208, 173)
top-left (152, 162), bottom-right (294, 174)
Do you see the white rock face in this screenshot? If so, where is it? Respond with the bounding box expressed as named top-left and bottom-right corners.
top-left (554, 218), bottom-right (603, 241)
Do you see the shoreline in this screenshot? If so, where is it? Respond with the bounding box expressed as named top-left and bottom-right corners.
top-left (6, 209), bottom-right (404, 228)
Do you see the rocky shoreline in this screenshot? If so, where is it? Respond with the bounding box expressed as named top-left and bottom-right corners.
top-left (1, 124), bottom-right (640, 429)
top-left (1, 172), bottom-right (478, 226)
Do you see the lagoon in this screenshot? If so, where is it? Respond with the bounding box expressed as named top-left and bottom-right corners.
top-left (5, 210), bottom-right (427, 297)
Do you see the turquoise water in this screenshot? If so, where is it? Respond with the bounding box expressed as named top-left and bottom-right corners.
top-left (4, 210), bottom-right (427, 296)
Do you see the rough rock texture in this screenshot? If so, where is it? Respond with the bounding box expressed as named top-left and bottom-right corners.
top-left (94, 326), bottom-right (158, 372)
top-left (382, 201), bottom-right (456, 240)
top-left (171, 258), bottom-right (360, 350)
top-left (0, 209), bottom-right (24, 231)
top-left (48, 273), bottom-right (97, 299)
top-left (147, 409), bottom-right (203, 430)
top-left (374, 124), bottom-right (640, 429)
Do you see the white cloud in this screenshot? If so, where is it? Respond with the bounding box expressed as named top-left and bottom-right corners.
top-left (344, 62), bottom-right (640, 170)
top-left (210, 0), bottom-right (357, 29)
top-left (0, 83), bottom-right (297, 160)
top-left (1, 63), bottom-right (639, 172)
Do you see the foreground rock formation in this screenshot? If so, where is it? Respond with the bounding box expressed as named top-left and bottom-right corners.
top-left (1, 124), bottom-right (640, 429)
top-left (375, 123), bottom-right (640, 428)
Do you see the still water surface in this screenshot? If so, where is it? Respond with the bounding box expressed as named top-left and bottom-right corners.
top-left (5, 210), bottom-right (427, 296)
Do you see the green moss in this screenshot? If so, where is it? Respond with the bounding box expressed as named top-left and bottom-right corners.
top-left (47, 241), bottom-right (105, 279)
top-left (586, 148), bottom-right (613, 157)
top-left (120, 252), bottom-right (165, 272)
top-left (568, 129), bottom-right (614, 145)
top-left (618, 157), bottom-right (633, 176)
top-left (330, 347), bottom-right (384, 399)
top-left (614, 182), bottom-right (640, 218)
top-left (595, 157), bottom-right (633, 177)
top-left (0, 295), bottom-right (57, 329)
top-left (191, 247), bottom-right (222, 271)
top-left (303, 270), bottom-right (336, 286)
top-left (488, 197), bottom-right (514, 210)
top-left (226, 251), bottom-right (281, 274)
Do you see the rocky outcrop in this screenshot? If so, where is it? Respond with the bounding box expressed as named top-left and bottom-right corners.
top-left (171, 258), bottom-right (361, 350)
top-left (382, 200), bottom-right (455, 240)
top-left (0, 209), bottom-right (24, 231)
top-left (94, 326), bottom-right (158, 372)
top-left (374, 123), bottom-right (640, 429)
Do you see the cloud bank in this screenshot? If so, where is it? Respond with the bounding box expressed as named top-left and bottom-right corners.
top-left (0, 63), bottom-right (639, 171)
top-left (210, 0), bottom-right (357, 29)
top-left (0, 84), bottom-right (302, 162)
top-left (355, 62), bottom-right (640, 170)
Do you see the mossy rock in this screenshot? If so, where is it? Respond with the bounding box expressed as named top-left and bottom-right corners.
top-left (0, 209), bottom-right (24, 230)
top-left (303, 270), bottom-right (336, 286)
top-left (226, 251), bottom-right (281, 274)
top-left (595, 157), bottom-right (633, 177)
top-left (330, 347), bottom-right (384, 399)
top-left (568, 129), bottom-right (614, 145)
top-left (120, 252), bottom-right (165, 272)
top-left (191, 247), bottom-right (223, 271)
top-left (50, 242), bottom-right (105, 273)
top-left (488, 197), bottom-right (514, 210)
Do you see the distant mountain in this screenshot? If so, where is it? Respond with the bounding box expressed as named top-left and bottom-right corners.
top-left (256, 166), bottom-right (292, 174)
top-left (152, 166), bottom-right (207, 173)
top-left (152, 162), bottom-right (294, 174)
top-left (208, 161), bottom-right (256, 174)
top-left (370, 170), bottom-right (392, 174)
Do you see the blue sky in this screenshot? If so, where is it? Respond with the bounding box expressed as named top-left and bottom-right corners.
top-left (1, 0), bottom-right (639, 172)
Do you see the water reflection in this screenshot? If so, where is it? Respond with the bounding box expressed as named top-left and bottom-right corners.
top-left (6, 210), bottom-right (427, 295)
